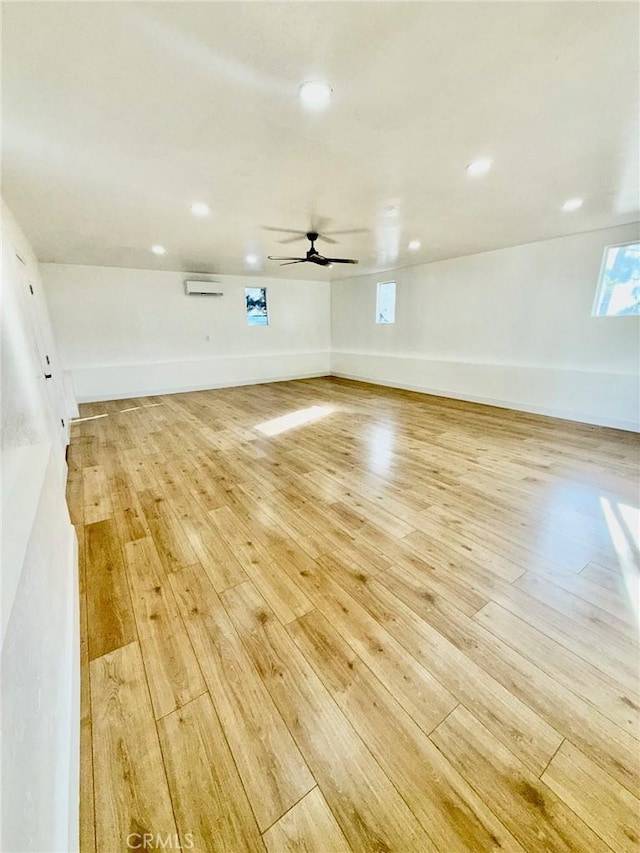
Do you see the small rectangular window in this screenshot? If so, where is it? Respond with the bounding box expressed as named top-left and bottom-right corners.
top-left (376, 281), bottom-right (396, 324)
top-left (245, 287), bottom-right (268, 326)
top-left (592, 242), bottom-right (640, 317)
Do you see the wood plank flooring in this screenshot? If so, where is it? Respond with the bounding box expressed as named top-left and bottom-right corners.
top-left (68, 377), bottom-right (640, 853)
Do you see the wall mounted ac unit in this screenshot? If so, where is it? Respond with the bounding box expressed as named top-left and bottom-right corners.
top-left (184, 280), bottom-right (223, 296)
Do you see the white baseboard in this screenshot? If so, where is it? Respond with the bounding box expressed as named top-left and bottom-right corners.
top-left (329, 350), bottom-right (639, 433)
top-left (69, 348), bottom-right (639, 432)
top-left (72, 351), bottom-right (331, 402)
top-left (76, 371), bottom-right (330, 403)
top-left (331, 370), bottom-right (639, 432)
top-left (1, 450), bottom-right (80, 853)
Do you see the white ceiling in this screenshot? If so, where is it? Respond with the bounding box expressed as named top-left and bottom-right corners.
top-left (2, 1), bottom-right (639, 280)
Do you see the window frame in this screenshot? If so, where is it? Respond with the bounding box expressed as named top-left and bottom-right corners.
top-left (245, 286), bottom-right (269, 326)
top-left (376, 280), bottom-right (397, 325)
top-left (591, 240), bottom-right (640, 318)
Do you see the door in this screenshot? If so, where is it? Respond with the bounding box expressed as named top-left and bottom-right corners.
top-left (16, 257), bottom-right (67, 452)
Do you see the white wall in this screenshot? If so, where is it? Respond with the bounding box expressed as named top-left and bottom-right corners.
top-left (41, 225), bottom-right (639, 429)
top-left (2, 201), bottom-right (79, 852)
top-left (41, 264), bottom-right (331, 401)
top-left (332, 223), bottom-right (640, 431)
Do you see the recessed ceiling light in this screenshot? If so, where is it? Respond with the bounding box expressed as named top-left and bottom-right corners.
top-left (190, 202), bottom-right (210, 217)
top-left (151, 245), bottom-right (166, 255)
top-left (466, 158), bottom-right (492, 177)
top-left (299, 80), bottom-right (332, 111)
top-left (408, 240), bottom-right (421, 250)
top-left (245, 254), bottom-right (259, 266)
top-left (562, 197), bottom-right (583, 212)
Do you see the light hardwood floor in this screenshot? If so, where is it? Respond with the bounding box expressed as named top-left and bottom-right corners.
top-left (68, 377), bottom-right (640, 853)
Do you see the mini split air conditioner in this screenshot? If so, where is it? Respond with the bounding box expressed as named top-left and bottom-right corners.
top-left (184, 280), bottom-right (223, 296)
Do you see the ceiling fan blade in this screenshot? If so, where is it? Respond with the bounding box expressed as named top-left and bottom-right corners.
top-left (279, 231), bottom-right (337, 244)
top-left (263, 226), bottom-right (308, 236)
top-left (267, 226), bottom-right (360, 268)
top-left (323, 228), bottom-right (368, 236)
top-left (281, 232), bottom-right (338, 245)
top-left (277, 234), bottom-right (307, 244)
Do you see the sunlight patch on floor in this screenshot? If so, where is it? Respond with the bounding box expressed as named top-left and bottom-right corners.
top-left (600, 497), bottom-right (640, 624)
top-left (72, 402), bottom-right (164, 422)
top-left (256, 405), bottom-right (335, 436)
top-left (71, 413), bottom-right (109, 423)
top-left (367, 423), bottom-right (395, 475)
top-left (119, 403), bottom-right (163, 413)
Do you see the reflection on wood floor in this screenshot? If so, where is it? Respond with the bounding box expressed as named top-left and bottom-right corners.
top-left (68, 377), bottom-right (640, 853)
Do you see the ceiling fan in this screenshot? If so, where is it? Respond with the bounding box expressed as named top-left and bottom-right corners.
top-left (268, 231), bottom-right (358, 267)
